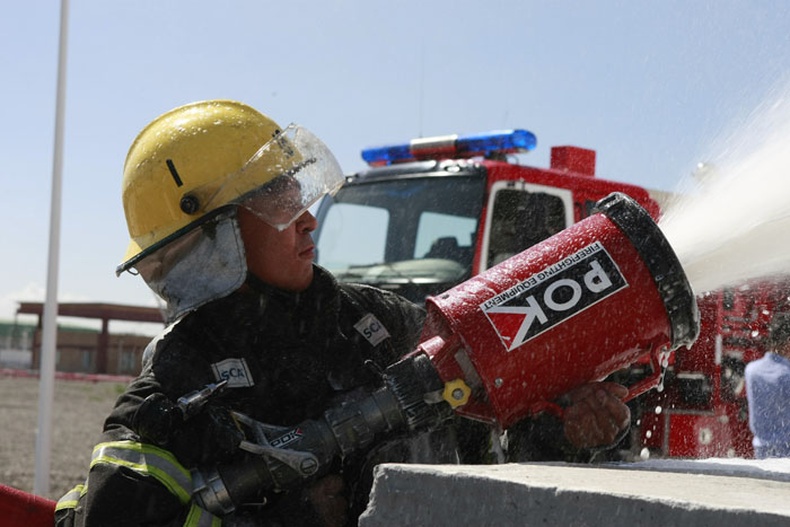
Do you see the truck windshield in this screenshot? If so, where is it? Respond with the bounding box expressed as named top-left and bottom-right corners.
top-left (314, 175), bottom-right (484, 297)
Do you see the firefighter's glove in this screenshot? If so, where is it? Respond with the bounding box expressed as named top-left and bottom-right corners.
top-left (133, 393), bottom-right (181, 446)
top-left (561, 381), bottom-right (630, 449)
top-left (133, 395), bottom-right (243, 460)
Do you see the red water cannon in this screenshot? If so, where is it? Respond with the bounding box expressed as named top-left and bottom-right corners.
top-left (416, 191), bottom-right (699, 428)
top-left (191, 192), bottom-right (700, 514)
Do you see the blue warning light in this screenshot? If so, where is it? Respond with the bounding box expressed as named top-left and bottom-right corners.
top-left (361, 129), bottom-right (537, 166)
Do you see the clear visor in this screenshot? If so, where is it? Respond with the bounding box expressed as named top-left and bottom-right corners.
top-left (198, 123), bottom-right (345, 231)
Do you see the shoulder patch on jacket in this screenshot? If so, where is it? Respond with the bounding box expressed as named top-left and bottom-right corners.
top-left (354, 313), bottom-right (391, 346)
top-left (211, 358), bottom-right (254, 388)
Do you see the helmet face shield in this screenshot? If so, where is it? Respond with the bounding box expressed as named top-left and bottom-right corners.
top-left (198, 124), bottom-right (345, 231)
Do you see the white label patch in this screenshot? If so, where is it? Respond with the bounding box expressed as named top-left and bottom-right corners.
top-left (481, 241), bottom-right (627, 351)
top-left (354, 313), bottom-right (390, 346)
top-left (211, 358), bottom-right (254, 388)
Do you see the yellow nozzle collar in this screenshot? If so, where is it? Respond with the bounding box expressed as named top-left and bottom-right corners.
top-left (442, 379), bottom-right (472, 409)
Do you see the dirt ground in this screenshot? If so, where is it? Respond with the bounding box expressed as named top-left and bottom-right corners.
top-left (0, 373), bottom-right (127, 501)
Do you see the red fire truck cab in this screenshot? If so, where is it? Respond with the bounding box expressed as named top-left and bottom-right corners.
top-left (314, 130), bottom-right (659, 303)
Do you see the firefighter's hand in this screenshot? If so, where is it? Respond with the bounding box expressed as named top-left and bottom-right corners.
top-left (562, 382), bottom-right (630, 449)
top-left (305, 474), bottom-right (348, 527)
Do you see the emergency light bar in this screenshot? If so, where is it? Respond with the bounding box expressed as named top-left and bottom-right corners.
top-left (361, 129), bottom-right (537, 166)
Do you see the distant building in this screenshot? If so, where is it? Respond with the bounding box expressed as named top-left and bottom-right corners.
top-left (48, 327), bottom-right (155, 376)
top-left (0, 321), bottom-right (36, 369)
top-left (9, 302), bottom-right (165, 376)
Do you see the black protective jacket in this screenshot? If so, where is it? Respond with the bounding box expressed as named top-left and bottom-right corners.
top-left (55, 266), bottom-right (587, 526)
top-left (55, 267), bottom-right (473, 526)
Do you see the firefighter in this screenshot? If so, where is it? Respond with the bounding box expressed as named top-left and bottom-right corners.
top-left (745, 312), bottom-right (790, 458)
top-left (55, 100), bottom-right (631, 527)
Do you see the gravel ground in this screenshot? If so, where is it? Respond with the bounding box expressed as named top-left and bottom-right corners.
top-left (0, 373), bottom-right (128, 501)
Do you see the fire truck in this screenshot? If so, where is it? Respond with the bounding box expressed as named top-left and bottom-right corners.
top-left (639, 279), bottom-right (788, 458)
top-left (312, 128), bottom-right (780, 460)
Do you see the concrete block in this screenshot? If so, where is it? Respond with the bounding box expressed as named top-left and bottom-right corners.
top-left (359, 461), bottom-right (790, 526)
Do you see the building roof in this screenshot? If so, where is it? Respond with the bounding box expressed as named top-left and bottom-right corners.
top-left (16, 302), bottom-right (164, 324)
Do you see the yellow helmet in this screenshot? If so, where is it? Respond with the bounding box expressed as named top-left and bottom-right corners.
top-left (118, 99), bottom-right (344, 275)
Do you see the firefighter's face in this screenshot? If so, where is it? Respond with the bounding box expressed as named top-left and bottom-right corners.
top-left (237, 203), bottom-right (317, 292)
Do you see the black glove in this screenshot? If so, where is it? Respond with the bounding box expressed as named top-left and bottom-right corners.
top-left (133, 393), bottom-right (244, 463)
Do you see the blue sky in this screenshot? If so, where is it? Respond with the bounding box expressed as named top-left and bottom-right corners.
top-left (2, 0), bottom-right (790, 332)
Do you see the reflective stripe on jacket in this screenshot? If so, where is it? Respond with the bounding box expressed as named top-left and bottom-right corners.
top-left (55, 440), bottom-right (220, 527)
top-left (90, 440), bottom-right (193, 504)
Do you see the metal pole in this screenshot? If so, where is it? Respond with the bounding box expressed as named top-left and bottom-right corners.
top-left (34, 0), bottom-right (69, 497)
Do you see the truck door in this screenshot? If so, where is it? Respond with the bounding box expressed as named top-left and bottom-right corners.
top-left (479, 181), bottom-right (574, 272)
